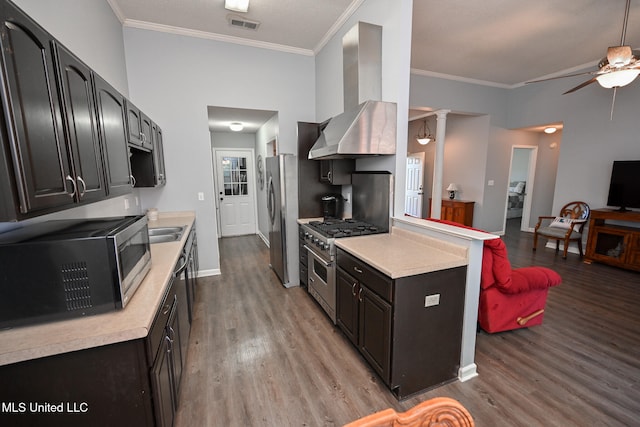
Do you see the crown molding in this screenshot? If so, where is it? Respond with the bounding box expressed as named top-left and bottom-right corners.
top-left (123, 19), bottom-right (315, 56)
top-left (105, 0), bottom-right (125, 23)
top-left (313, 0), bottom-right (365, 55)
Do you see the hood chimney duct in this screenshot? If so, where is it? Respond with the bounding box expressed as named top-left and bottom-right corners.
top-left (343, 22), bottom-right (382, 111)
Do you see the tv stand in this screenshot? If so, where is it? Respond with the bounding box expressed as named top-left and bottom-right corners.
top-left (584, 209), bottom-right (640, 272)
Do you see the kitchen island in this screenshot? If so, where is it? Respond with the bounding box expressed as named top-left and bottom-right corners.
top-left (334, 226), bottom-right (469, 398)
top-left (0, 211), bottom-right (195, 427)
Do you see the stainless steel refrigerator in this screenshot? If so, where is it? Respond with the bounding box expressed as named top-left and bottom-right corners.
top-left (266, 154), bottom-right (291, 286)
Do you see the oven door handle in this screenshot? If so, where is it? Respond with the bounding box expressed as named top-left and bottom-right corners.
top-left (304, 245), bottom-right (332, 267)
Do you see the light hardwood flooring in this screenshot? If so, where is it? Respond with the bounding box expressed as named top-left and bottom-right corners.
top-left (175, 220), bottom-right (640, 426)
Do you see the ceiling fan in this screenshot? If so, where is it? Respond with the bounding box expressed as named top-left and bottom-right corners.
top-left (526, 0), bottom-right (638, 118)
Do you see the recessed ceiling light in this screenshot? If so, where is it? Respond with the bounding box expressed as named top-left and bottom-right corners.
top-left (229, 122), bottom-right (243, 132)
top-left (225, 0), bottom-right (249, 13)
top-left (544, 127), bottom-right (557, 134)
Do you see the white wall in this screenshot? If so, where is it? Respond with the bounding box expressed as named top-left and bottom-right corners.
top-left (14, 0), bottom-right (129, 96)
top-left (256, 115), bottom-right (279, 241)
top-left (508, 74), bottom-right (640, 214)
top-left (210, 132), bottom-right (256, 149)
top-left (123, 28), bottom-right (315, 276)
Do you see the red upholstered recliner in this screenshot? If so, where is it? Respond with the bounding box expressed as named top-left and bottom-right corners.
top-left (478, 237), bottom-right (561, 333)
top-left (427, 218), bottom-right (561, 333)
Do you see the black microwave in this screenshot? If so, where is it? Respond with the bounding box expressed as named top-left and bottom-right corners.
top-left (0, 215), bottom-right (151, 329)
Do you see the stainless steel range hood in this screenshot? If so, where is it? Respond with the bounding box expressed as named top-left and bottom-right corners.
top-left (308, 100), bottom-right (396, 159)
top-left (308, 22), bottom-right (397, 160)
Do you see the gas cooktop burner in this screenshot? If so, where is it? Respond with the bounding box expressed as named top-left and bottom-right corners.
top-left (307, 219), bottom-right (384, 238)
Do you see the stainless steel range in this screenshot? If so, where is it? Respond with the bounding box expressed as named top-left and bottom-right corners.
top-left (302, 218), bottom-right (387, 324)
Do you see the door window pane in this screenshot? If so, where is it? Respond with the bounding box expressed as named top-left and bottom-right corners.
top-left (221, 156), bottom-right (249, 196)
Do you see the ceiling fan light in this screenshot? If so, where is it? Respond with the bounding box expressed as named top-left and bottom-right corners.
top-left (596, 69), bottom-right (640, 88)
top-left (225, 0), bottom-right (249, 13)
top-left (417, 137), bottom-right (431, 145)
top-left (229, 122), bottom-right (244, 131)
top-left (544, 127), bottom-right (557, 134)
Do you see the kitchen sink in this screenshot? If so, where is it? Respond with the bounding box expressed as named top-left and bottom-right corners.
top-left (148, 226), bottom-right (185, 244)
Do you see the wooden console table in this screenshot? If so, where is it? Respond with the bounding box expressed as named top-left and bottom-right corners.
top-left (584, 209), bottom-right (640, 272)
top-left (429, 199), bottom-right (475, 227)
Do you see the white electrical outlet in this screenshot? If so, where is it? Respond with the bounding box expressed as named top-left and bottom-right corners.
top-left (198, 192), bottom-right (205, 201)
top-left (135, 196), bottom-right (139, 206)
top-left (488, 180), bottom-right (495, 186)
top-left (124, 199), bottom-right (130, 210)
top-left (424, 294), bottom-right (440, 307)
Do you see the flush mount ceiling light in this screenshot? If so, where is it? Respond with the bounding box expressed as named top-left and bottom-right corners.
top-left (416, 119), bottom-right (434, 145)
top-left (544, 127), bottom-right (557, 134)
top-left (225, 0), bottom-right (249, 13)
top-left (229, 122), bottom-right (243, 131)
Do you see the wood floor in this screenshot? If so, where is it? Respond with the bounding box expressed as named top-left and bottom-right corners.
top-left (175, 219), bottom-right (640, 426)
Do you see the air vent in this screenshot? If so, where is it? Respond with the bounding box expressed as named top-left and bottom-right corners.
top-left (226, 14), bottom-right (260, 30)
top-left (61, 262), bottom-right (93, 311)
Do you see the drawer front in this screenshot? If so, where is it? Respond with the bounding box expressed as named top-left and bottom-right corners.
top-left (337, 248), bottom-right (393, 303)
top-left (147, 278), bottom-right (176, 364)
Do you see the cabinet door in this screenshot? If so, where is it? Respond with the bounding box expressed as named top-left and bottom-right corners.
top-left (451, 205), bottom-right (466, 224)
top-left (152, 122), bottom-right (166, 185)
top-left (151, 337), bottom-right (176, 427)
top-left (336, 268), bottom-right (359, 345)
top-left (167, 302), bottom-right (183, 407)
top-left (0, 2), bottom-right (73, 213)
top-left (359, 285), bottom-right (392, 382)
top-left (54, 43), bottom-right (106, 204)
top-left (126, 100), bottom-right (143, 148)
top-left (93, 74), bottom-right (132, 197)
top-left (140, 112), bottom-right (153, 151)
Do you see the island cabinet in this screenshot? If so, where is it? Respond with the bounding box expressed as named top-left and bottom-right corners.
top-left (336, 248), bottom-right (467, 399)
top-left (0, 266), bottom-right (190, 427)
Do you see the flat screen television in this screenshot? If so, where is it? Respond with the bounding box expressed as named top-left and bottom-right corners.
top-left (607, 160), bottom-right (640, 212)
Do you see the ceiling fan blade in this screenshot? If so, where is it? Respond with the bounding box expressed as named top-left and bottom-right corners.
top-left (563, 77), bottom-right (598, 94)
top-left (525, 70), bottom-right (596, 84)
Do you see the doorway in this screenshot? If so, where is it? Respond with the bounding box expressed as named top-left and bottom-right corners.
top-left (213, 149), bottom-right (258, 236)
top-left (504, 146), bottom-right (537, 233)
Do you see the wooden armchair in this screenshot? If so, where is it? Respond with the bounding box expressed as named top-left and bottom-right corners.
top-left (533, 201), bottom-right (590, 259)
top-left (343, 397), bottom-right (474, 427)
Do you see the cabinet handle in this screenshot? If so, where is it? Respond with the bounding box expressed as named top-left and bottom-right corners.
top-left (327, 171), bottom-right (332, 181)
top-left (77, 176), bottom-right (86, 198)
top-left (358, 287), bottom-right (363, 302)
top-left (165, 335), bottom-right (172, 352)
top-left (65, 175), bottom-right (76, 198)
top-left (168, 325), bottom-right (176, 341)
top-left (162, 303), bottom-right (171, 315)
top-left (130, 174), bottom-right (136, 187)
top-left (351, 282), bottom-right (357, 296)
top-left (353, 266), bottom-right (363, 274)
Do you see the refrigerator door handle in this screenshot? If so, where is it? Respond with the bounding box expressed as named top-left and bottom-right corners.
top-left (267, 175), bottom-right (275, 225)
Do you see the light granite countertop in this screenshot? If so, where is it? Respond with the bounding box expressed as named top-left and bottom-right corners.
top-left (0, 211), bottom-right (195, 367)
top-left (335, 227), bottom-right (468, 279)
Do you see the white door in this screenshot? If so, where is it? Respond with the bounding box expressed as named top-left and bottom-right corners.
top-left (405, 152), bottom-right (425, 217)
top-left (214, 149), bottom-right (257, 236)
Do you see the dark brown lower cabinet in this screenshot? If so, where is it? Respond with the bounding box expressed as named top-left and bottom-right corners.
top-left (336, 248), bottom-right (466, 399)
top-left (0, 275), bottom-right (189, 427)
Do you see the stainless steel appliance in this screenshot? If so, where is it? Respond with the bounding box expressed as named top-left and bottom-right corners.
top-left (302, 171), bottom-right (391, 324)
top-left (321, 194), bottom-right (343, 219)
top-left (0, 215), bottom-right (151, 329)
top-left (266, 154), bottom-right (293, 286)
top-left (302, 219), bottom-right (386, 324)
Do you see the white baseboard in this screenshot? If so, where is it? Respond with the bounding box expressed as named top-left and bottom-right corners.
top-left (458, 363), bottom-right (478, 382)
top-left (258, 231), bottom-right (269, 247)
top-left (544, 242), bottom-right (580, 255)
top-left (196, 269), bottom-right (221, 277)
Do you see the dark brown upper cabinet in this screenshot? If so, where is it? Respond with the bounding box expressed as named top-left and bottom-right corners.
top-left (0, 0), bottom-right (75, 219)
top-left (93, 74), bottom-right (133, 197)
top-left (126, 100), bottom-right (153, 151)
top-left (54, 43), bottom-right (107, 204)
